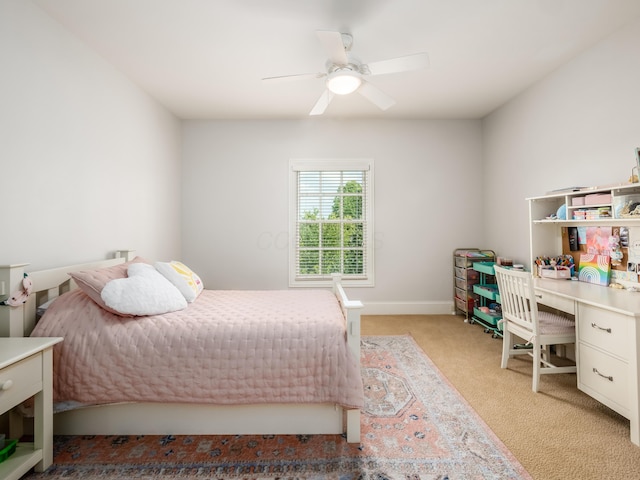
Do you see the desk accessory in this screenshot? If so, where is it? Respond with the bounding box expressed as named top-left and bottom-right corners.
top-left (578, 253), bottom-right (611, 286)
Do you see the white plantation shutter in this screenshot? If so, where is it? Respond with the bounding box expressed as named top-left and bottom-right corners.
top-left (289, 159), bottom-right (374, 287)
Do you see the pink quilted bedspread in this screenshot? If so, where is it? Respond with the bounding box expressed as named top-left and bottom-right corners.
top-left (31, 289), bottom-right (364, 409)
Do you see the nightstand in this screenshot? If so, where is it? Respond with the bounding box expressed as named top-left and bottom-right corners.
top-left (0, 337), bottom-right (62, 480)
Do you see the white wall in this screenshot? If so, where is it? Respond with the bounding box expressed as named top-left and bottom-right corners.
top-left (483, 18), bottom-right (640, 268)
top-left (0, 0), bottom-right (182, 270)
top-left (182, 119), bottom-right (483, 313)
top-left (12, 1), bottom-right (636, 312)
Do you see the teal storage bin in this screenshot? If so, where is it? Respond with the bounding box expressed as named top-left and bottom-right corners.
top-left (473, 261), bottom-right (496, 275)
top-left (473, 284), bottom-right (499, 301)
top-left (473, 307), bottom-right (503, 328)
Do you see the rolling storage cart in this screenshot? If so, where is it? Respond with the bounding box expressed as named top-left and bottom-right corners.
top-left (470, 261), bottom-right (503, 338)
top-left (453, 249), bottom-right (495, 321)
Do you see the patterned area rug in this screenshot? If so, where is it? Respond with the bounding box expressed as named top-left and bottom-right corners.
top-left (24, 335), bottom-right (530, 479)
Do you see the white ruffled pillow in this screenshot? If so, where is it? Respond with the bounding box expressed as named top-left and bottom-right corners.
top-left (154, 261), bottom-right (204, 303)
top-left (101, 263), bottom-right (187, 316)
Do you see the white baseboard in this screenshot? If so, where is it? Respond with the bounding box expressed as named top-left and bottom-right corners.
top-left (361, 301), bottom-right (455, 316)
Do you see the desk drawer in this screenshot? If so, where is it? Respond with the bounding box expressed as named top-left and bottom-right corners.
top-left (577, 303), bottom-right (629, 360)
top-left (0, 354), bottom-right (42, 412)
top-left (535, 290), bottom-right (575, 315)
top-left (578, 343), bottom-right (628, 415)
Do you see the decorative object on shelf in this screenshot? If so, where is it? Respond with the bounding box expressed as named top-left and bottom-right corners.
top-left (632, 147), bottom-right (640, 183)
top-left (578, 253), bottom-right (611, 286)
top-left (556, 203), bottom-right (567, 220)
top-left (618, 196), bottom-right (640, 217)
top-left (608, 234), bottom-right (624, 267)
top-left (619, 226), bottom-right (629, 247)
top-left (0, 273), bottom-right (32, 306)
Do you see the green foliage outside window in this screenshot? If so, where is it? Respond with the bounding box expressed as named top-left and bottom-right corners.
top-left (298, 179), bottom-right (364, 277)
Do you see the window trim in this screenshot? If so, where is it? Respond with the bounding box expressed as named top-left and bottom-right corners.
top-left (289, 158), bottom-right (374, 288)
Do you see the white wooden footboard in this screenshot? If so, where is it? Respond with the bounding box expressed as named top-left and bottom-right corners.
top-left (332, 273), bottom-right (363, 442)
top-left (0, 253), bottom-right (363, 443)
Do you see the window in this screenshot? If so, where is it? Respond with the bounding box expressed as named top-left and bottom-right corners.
top-left (289, 159), bottom-right (374, 287)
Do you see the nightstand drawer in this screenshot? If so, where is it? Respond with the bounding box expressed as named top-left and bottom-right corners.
top-left (578, 343), bottom-right (628, 414)
top-left (577, 303), bottom-right (629, 360)
top-left (0, 354), bottom-right (42, 412)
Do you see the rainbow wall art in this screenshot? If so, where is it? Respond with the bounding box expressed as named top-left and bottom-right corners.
top-left (578, 254), bottom-right (611, 286)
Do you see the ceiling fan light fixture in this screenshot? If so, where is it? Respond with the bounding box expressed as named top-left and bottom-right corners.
top-left (326, 70), bottom-right (362, 95)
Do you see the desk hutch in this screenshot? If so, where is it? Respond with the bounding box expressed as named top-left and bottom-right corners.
top-left (528, 182), bottom-right (640, 446)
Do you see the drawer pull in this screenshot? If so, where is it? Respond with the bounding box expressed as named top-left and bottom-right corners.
top-left (0, 379), bottom-right (13, 391)
top-left (592, 368), bottom-right (613, 382)
top-left (590, 322), bottom-right (611, 333)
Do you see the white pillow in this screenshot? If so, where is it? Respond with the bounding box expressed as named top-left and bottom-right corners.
top-left (154, 261), bottom-right (204, 303)
top-left (101, 263), bottom-right (187, 316)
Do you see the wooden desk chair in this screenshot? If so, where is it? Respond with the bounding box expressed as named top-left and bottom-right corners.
top-left (494, 265), bottom-right (577, 392)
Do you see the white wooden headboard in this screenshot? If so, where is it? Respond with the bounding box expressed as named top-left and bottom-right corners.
top-left (0, 250), bottom-right (135, 337)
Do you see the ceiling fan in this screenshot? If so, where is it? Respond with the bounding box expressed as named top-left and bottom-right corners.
top-left (262, 30), bottom-right (429, 115)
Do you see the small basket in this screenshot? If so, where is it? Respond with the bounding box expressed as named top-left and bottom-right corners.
top-left (539, 266), bottom-right (572, 279)
top-left (0, 439), bottom-right (18, 464)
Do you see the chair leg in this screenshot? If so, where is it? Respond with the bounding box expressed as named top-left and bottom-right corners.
top-left (532, 340), bottom-right (540, 393)
top-left (542, 344), bottom-right (550, 364)
top-left (501, 329), bottom-right (511, 369)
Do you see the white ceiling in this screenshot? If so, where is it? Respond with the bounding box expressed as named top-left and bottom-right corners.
top-left (33, 0), bottom-right (640, 120)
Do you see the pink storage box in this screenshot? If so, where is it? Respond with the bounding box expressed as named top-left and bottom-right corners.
top-left (584, 193), bottom-right (612, 205)
top-left (571, 197), bottom-right (585, 206)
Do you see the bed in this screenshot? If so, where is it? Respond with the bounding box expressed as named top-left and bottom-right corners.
top-left (0, 250), bottom-right (363, 443)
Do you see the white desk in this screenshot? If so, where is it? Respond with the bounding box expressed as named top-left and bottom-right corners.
top-left (0, 337), bottom-right (63, 480)
top-left (535, 278), bottom-right (640, 446)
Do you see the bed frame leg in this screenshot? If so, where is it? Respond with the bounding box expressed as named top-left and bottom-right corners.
top-left (346, 409), bottom-right (361, 443)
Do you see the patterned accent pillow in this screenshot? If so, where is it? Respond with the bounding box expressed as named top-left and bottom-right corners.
top-left (154, 261), bottom-right (204, 303)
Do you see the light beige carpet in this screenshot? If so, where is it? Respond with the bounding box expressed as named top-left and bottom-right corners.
top-left (362, 314), bottom-right (640, 480)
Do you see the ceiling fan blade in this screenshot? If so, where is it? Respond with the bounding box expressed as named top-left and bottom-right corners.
top-left (357, 81), bottom-right (396, 111)
top-left (316, 30), bottom-right (349, 66)
top-left (366, 53), bottom-right (429, 76)
top-left (309, 90), bottom-right (335, 116)
top-left (262, 72), bottom-right (325, 82)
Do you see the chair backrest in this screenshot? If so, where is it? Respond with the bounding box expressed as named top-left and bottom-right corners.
top-left (494, 265), bottom-right (539, 336)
